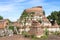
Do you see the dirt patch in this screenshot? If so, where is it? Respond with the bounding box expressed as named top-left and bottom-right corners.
top-left (0, 35), bottom-right (31, 40)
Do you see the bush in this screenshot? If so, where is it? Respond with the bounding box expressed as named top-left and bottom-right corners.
top-left (31, 35), bottom-right (35, 38)
top-left (31, 35), bottom-right (48, 40)
top-left (44, 28), bottom-right (49, 36)
top-left (9, 26), bottom-right (14, 31)
top-left (41, 35), bottom-right (48, 39)
top-left (22, 31), bottom-right (36, 38)
top-left (22, 31), bottom-right (30, 38)
top-left (53, 31), bottom-right (60, 35)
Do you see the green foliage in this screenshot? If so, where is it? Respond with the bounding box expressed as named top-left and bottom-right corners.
top-left (51, 11), bottom-right (58, 20)
top-left (22, 31), bottom-right (36, 38)
top-left (52, 31), bottom-right (60, 36)
top-left (20, 10), bottom-right (28, 19)
top-left (22, 31), bottom-right (30, 38)
top-left (32, 37), bottom-right (38, 40)
top-left (47, 11), bottom-right (60, 25)
top-left (0, 16), bottom-right (3, 20)
top-left (31, 34), bottom-right (48, 40)
top-left (44, 28), bottom-right (49, 36)
top-left (22, 31), bottom-right (48, 40)
top-left (47, 15), bottom-right (52, 20)
top-left (9, 26), bottom-right (14, 31)
top-left (30, 35), bottom-right (36, 38)
top-left (41, 35), bottom-right (48, 39)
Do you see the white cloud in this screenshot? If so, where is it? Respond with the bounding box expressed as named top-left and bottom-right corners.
top-left (14, 0), bottom-right (26, 2)
top-left (0, 4), bottom-right (21, 12)
top-left (0, 5), bottom-right (14, 12)
top-left (5, 17), bottom-right (17, 22)
top-left (0, 0), bottom-right (60, 21)
top-left (27, 0), bottom-right (44, 4)
top-left (20, 0), bottom-right (45, 7)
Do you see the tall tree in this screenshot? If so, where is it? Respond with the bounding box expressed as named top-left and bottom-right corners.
top-left (47, 11), bottom-right (60, 25)
top-left (51, 11), bottom-right (58, 20)
top-left (0, 16), bottom-right (3, 20)
top-left (57, 11), bottom-right (60, 25)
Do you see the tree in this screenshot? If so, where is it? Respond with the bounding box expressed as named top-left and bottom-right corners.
top-left (51, 11), bottom-right (58, 20)
top-left (47, 11), bottom-right (60, 25)
top-left (0, 16), bottom-right (3, 20)
top-left (43, 10), bottom-right (45, 15)
top-left (47, 15), bottom-right (52, 21)
top-left (57, 11), bottom-right (60, 25)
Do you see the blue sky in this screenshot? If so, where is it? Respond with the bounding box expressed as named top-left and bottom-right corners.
top-left (0, 0), bottom-right (60, 21)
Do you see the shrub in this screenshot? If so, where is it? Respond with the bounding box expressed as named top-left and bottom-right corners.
top-left (22, 31), bottom-right (30, 38)
top-left (9, 26), bottom-right (14, 31)
top-left (53, 31), bottom-right (60, 35)
top-left (22, 31), bottom-right (36, 38)
top-left (44, 28), bottom-right (49, 36)
top-left (41, 35), bottom-right (48, 39)
top-left (30, 35), bottom-right (36, 38)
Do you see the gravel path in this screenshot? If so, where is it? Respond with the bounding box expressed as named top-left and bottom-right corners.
top-left (0, 35), bottom-right (31, 40)
top-left (47, 35), bottom-right (60, 40)
top-left (0, 35), bottom-right (60, 40)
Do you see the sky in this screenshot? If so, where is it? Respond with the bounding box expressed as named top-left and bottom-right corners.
top-left (0, 0), bottom-right (60, 22)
